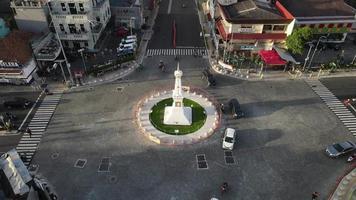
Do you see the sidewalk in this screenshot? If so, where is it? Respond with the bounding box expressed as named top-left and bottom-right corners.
top-left (329, 166), bottom-right (356, 200)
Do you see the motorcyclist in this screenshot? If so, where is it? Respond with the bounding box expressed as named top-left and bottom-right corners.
top-left (221, 182), bottom-right (228, 194)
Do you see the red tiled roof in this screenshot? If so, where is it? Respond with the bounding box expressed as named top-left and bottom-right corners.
top-left (216, 20), bottom-right (287, 40)
top-left (0, 30), bottom-right (34, 64)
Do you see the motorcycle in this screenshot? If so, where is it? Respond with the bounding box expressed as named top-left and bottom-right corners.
top-left (158, 61), bottom-right (165, 72)
top-left (347, 153), bottom-right (356, 162)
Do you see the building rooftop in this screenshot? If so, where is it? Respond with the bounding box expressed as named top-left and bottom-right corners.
top-left (0, 30), bottom-right (33, 64)
top-left (278, 0), bottom-right (355, 17)
top-left (219, 0), bottom-right (291, 23)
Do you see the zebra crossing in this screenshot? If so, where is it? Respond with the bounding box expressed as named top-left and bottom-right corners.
top-left (146, 48), bottom-right (208, 57)
top-left (305, 79), bottom-right (356, 137)
top-left (16, 90), bottom-right (63, 166)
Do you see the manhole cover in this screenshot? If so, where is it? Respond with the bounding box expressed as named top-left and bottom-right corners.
top-left (197, 161), bottom-right (208, 169)
top-left (225, 156), bottom-right (235, 165)
top-left (101, 157), bottom-right (110, 164)
top-left (51, 152), bottom-right (59, 159)
top-left (108, 175), bottom-right (118, 184)
top-left (196, 154), bottom-right (206, 162)
top-left (224, 151), bottom-right (233, 157)
top-left (74, 159), bottom-right (87, 168)
top-left (98, 163), bottom-right (110, 172)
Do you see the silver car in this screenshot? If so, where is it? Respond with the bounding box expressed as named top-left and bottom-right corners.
top-left (325, 141), bottom-right (356, 157)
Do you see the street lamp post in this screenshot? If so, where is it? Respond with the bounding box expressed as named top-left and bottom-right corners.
top-left (129, 17), bottom-right (135, 36)
top-left (78, 48), bottom-right (87, 73)
top-left (307, 36), bottom-right (327, 70)
top-left (303, 42), bottom-right (314, 71)
top-left (46, 1), bottom-right (74, 85)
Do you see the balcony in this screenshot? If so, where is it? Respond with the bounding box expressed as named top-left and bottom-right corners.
top-left (10, 0), bottom-right (43, 8)
top-left (32, 33), bottom-right (61, 61)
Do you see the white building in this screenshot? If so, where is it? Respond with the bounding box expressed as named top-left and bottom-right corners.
top-left (10, 0), bottom-right (49, 34)
top-left (48, 0), bottom-right (111, 50)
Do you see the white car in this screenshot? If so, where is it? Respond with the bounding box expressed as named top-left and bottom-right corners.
top-left (125, 35), bottom-right (137, 40)
top-left (222, 128), bottom-right (236, 150)
top-left (117, 43), bottom-right (135, 53)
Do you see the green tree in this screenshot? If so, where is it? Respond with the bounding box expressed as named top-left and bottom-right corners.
top-left (286, 27), bottom-right (313, 55)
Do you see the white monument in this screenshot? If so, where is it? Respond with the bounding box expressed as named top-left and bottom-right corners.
top-left (163, 63), bottom-right (192, 125)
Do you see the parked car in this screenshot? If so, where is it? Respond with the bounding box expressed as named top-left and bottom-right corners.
top-left (117, 44), bottom-right (136, 54)
top-left (3, 98), bottom-right (32, 109)
top-left (116, 27), bottom-right (129, 38)
top-left (228, 98), bottom-right (244, 119)
top-left (201, 69), bottom-right (216, 86)
top-left (325, 141), bottom-right (356, 157)
top-left (117, 48), bottom-right (134, 57)
top-left (222, 128), bottom-right (237, 150)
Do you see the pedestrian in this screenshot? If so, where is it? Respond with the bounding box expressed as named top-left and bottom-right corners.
top-left (26, 127), bottom-right (32, 137)
top-left (220, 103), bottom-right (225, 113)
top-left (221, 182), bottom-right (228, 195)
top-left (312, 192), bottom-right (320, 200)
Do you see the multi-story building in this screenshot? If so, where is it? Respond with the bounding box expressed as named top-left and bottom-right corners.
top-left (279, 0), bottom-right (356, 42)
top-left (10, 0), bottom-right (49, 33)
top-left (110, 0), bottom-right (144, 30)
top-left (0, 30), bottom-right (38, 84)
top-left (206, 0), bottom-right (294, 57)
top-left (48, 0), bottom-right (111, 50)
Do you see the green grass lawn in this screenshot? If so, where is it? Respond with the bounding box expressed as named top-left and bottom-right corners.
top-left (149, 98), bottom-right (207, 135)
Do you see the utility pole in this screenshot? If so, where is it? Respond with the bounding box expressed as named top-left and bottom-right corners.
top-left (46, 0), bottom-right (74, 85)
top-left (307, 36), bottom-right (327, 70)
top-left (303, 42), bottom-right (314, 71)
top-left (78, 48), bottom-right (87, 73)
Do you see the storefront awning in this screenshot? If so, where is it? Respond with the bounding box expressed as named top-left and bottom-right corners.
top-left (273, 46), bottom-right (299, 64)
top-left (258, 49), bottom-right (287, 65)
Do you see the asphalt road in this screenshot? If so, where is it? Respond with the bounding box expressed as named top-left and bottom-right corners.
top-left (148, 0), bottom-right (204, 49)
top-left (320, 77), bottom-right (356, 115)
top-left (30, 56), bottom-right (355, 200)
top-left (0, 86), bottom-right (42, 153)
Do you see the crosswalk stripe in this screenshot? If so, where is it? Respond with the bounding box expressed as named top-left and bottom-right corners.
top-left (146, 48), bottom-right (208, 56)
top-left (306, 79), bottom-right (356, 138)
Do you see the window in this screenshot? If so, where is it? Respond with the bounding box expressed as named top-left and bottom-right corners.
top-left (299, 24), bottom-right (306, 28)
top-left (347, 23), bottom-right (352, 28)
top-left (263, 25), bottom-right (272, 32)
top-left (84, 42), bottom-right (88, 47)
top-left (309, 24), bottom-right (315, 28)
top-left (68, 3), bottom-right (77, 14)
top-left (80, 24), bottom-right (85, 32)
top-left (337, 23), bottom-right (344, 28)
top-left (59, 24), bottom-right (65, 31)
top-left (68, 24), bottom-right (76, 33)
top-left (64, 41), bottom-right (69, 47)
top-left (61, 3), bottom-right (66, 11)
top-left (96, 17), bottom-right (100, 22)
top-left (273, 25), bottom-right (285, 31)
top-left (318, 24), bottom-right (325, 28)
top-left (79, 3), bottom-right (84, 12)
top-left (328, 24), bottom-right (334, 28)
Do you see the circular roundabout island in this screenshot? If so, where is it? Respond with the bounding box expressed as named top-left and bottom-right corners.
top-left (135, 63), bottom-right (220, 145)
top-left (150, 98), bottom-right (207, 135)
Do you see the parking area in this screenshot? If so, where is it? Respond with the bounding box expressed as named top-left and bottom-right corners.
top-left (30, 59), bottom-right (355, 199)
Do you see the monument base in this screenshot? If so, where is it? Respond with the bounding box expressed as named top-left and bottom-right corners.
top-left (163, 106), bottom-right (192, 125)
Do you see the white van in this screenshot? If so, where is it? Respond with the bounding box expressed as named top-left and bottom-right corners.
top-left (120, 38), bottom-right (137, 46)
top-left (125, 35), bottom-right (137, 40)
top-left (117, 43), bottom-right (136, 53)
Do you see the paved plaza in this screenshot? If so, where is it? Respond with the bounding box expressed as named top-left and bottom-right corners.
top-left (30, 56), bottom-right (355, 199)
